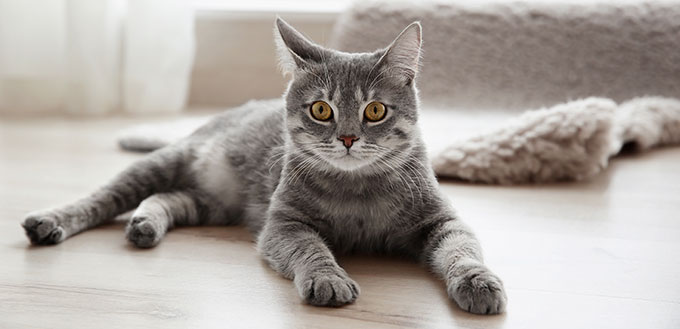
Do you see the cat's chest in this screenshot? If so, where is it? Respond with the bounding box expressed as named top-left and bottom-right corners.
top-left (297, 175), bottom-right (422, 229)
top-left (315, 194), bottom-right (397, 221)
top-left (309, 193), bottom-right (421, 253)
top-left (306, 187), bottom-right (409, 239)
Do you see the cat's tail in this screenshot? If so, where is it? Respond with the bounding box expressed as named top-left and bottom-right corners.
top-left (117, 117), bottom-right (210, 152)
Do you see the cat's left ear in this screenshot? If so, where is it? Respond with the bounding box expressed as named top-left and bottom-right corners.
top-left (274, 17), bottom-right (329, 75)
top-left (377, 22), bottom-right (422, 86)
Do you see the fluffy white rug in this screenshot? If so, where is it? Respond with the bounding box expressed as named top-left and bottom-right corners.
top-left (431, 97), bottom-right (680, 184)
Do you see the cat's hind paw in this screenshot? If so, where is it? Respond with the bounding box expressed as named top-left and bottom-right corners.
top-left (448, 265), bottom-right (507, 314)
top-left (22, 213), bottom-right (66, 245)
top-left (296, 267), bottom-right (360, 307)
top-left (125, 216), bottom-right (164, 248)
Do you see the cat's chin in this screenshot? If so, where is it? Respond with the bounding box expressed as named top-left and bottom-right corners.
top-left (326, 154), bottom-right (374, 173)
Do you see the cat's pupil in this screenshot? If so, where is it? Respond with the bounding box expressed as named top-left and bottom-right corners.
top-left (373, 106), bottom-right (377, 113)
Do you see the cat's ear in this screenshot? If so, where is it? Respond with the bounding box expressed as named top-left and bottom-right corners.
top-left (377, 22), bottom-right (422, 86)
top-left (274, 17), bottom-right (328, 75)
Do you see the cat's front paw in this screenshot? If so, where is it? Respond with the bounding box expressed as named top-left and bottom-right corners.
top-left (448, 264), bottom-right (507, 314)
top-left (295, 267), bottom-right (360, 307)
top-left (21, 212), bottom-right (66, 245)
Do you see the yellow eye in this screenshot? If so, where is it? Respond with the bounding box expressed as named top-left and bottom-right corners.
top-left (310, 101), bottom-right (333, 121)
top-left (364, 101), bottom-right (386, 122)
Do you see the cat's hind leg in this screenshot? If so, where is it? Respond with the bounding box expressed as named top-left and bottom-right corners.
top-left (22, 147), bottom-right (185, 245)
top-left (125, 190), bottom-right (210, 248)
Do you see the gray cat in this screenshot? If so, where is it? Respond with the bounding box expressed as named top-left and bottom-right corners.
top-left (21, 18), bottom-right (507, 314)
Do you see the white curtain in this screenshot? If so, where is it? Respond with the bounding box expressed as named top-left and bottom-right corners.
top-left (0, 0), bottom-right (194, 115)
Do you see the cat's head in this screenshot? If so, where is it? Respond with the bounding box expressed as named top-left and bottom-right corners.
top-left (275, 18), bottom-right (422, 173)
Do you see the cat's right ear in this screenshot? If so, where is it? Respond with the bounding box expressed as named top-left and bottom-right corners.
top-left (374, 22), bottom-right (422, 86)
top-left (274, 17), bottom-right (327, 75)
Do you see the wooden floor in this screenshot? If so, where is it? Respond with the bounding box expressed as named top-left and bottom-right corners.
top-left (1, 116), bottom-right (679, 329)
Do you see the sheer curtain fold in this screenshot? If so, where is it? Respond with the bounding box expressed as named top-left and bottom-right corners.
top-left (0, 0), bottom-right (194, 115)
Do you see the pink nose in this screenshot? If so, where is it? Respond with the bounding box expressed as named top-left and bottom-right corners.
top-left (338, 135), bottom-right (359, 148)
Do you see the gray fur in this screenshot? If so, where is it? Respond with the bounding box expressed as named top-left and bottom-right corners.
top-left (21, 18), bottom-right (506, 314)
